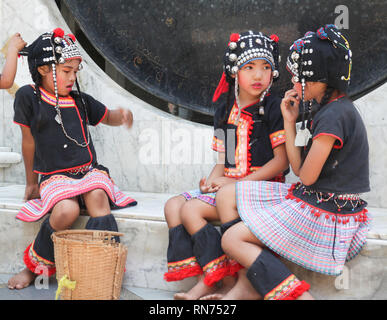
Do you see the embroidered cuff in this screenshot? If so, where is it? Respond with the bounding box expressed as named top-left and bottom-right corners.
top-left (270, 130), bottom-right (286, 149)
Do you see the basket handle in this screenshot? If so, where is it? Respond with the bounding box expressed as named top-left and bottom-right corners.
top-left (92, 231), bottom-right (124, 241)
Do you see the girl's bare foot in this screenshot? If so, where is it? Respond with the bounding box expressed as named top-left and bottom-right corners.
top-left (200, 275), bottom-right (237, 300)
top-left (297, 291), bottom-right (314, 300)
top-left (220, 269), bottom-right (261, 300)
top-left (174, 275), bottom-right (217, 300)
top-left (7, 268), bottom-right (36, 290)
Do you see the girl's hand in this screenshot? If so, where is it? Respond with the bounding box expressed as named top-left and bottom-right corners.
top-left (210, 176), bottom-right (235, 192)
top-left (23, 184), bottom-right (40, 201)
top-left (280, 89), bottom-right (301, 124)
top-left (199, 177), bottom-right (218, 194)
top-left (7, 33), bottom-right (27, 55)
top-left (199, 177), bottom-right (210, 193)
top-left (119, 108), bottom-right (133, 129)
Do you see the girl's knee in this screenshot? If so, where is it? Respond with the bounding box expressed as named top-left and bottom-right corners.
top-left (85, 189), bottom-right (108, 203)
top-left (50, 200), bottom-right (80, 226)
top-left (180, 200), bottom-right (200, 225)
top-left (164, 196), bottom-right (185, 221)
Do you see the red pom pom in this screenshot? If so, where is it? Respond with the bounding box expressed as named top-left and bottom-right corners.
top-left (270, 34), bottom-right (279, 43)
top-left (229, 33), bottom-right (240, 42)
top-left (53, 28), bottom-right (65, 38)
top-left (67, 34), bottom-right (76, 42)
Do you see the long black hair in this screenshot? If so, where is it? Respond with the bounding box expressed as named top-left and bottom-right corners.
top-left (30, 66), bottom-right (48, 132)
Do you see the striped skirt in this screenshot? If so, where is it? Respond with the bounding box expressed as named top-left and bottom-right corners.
top-left (236, 181), bottom-right (370, 276)
top-left (181, 189), bottom-right (217, 206)
top-left (17, 168), bottom-right (137, 222)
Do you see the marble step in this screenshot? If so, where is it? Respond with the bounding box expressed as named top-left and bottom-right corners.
top-left (0, 184), bottom-right (387, 299)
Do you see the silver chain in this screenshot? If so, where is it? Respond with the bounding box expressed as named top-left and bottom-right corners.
top-left (52, 63), bottom-right (90, 148)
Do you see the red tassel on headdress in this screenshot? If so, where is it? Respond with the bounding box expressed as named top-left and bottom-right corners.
top-left (229, 33), bottom-right (240, 43)
top-left (270, 34), bottom-right (279, 43)
top-left (53, 28), bottom-right (65, 38)
top-left (67, 34), bottom-right (76, 42)
top-left (212, 72), bottom-right (229, 102)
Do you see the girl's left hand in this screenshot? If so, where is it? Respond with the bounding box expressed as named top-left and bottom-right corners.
top-left (120, 108), bottom-right (133, 129)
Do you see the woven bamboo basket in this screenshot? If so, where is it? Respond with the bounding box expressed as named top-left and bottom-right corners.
top-left (51, 229), bottom-right (127, 300)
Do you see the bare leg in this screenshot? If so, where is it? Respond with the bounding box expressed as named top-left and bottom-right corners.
top-left (180, 199), bottom-right (219, 236)
top-left (164, 195), bottom-right (186, 228)
top-left (82, 189), bottom-right (111, 217)
top-left (215, 183), bottom-right (240, 224)
top-left (8, 198), bottom-right (80, 289)
top-left (49, 197), bottom-right (80, 229)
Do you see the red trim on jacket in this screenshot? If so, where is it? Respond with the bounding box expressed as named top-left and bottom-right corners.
top-left (313, 133), bottom-right (343, 149)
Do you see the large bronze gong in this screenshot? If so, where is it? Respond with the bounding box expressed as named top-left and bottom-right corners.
top-left (63, 0), bottom-right (387, 116)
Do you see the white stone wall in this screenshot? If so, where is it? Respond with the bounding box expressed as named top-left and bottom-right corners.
top-left (0, 0), bottom-right (386, 207)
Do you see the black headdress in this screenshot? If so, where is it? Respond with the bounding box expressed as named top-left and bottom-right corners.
top-left (286, 24), bottom-right (352, 146)
top-left (19, 28), bottom-right (89, 147)
top-left (213, 30), bottom-right (280, 121)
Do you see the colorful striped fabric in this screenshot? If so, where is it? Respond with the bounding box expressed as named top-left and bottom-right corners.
top-left (17, 169), bottom-right (137, 222)
top-left (181, 189), bottom-right (217, 206)
top-left (236, 181), bottom-right (371, 276)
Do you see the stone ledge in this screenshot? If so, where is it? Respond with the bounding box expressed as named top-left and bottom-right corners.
top-left (0, 184), bottom-right (386, 299)
top-left (1, 184), bottom-right (387, 239)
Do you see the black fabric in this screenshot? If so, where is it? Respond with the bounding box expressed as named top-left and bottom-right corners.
top-left (192, 223), bottom-right (224, 268)
top-left (220, 217), bottom-right (241, 235)
top-left (304, 97), bottom-right (369, 194)
top-left (293, 184), bottom-right (367, 215)
top-left (286, 24), bottom-right (352, 93)
top-left (13, 85), bottom-right (107, 175)
top-left (166, 224), bottom-right (194, 263)
top-left (246, 249), bottom-right (293, 298)
top-left (213, 94), bottom-right (288, 173)
top-left (33, 216), bottom-right (56, 263)
top-left (85, 214), bottom-right (120, 242)
top-left (18, 28), bottom-right (81, 77)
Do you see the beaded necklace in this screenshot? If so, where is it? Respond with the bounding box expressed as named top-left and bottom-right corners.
top-left (298, 184), bottom-right (362, 212)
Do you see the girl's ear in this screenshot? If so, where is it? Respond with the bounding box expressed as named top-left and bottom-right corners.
top-left (37, 65), bottom-right (51, 77)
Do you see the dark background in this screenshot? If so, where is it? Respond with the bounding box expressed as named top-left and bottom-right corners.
top-left (56, 0), bottom-right (387, 125)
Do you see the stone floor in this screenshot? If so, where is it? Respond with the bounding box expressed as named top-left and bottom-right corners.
top-left (0, 273), bottom-right (175, 300)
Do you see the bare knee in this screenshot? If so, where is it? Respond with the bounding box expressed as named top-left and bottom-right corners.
top-left (180, 200), bottom-right (197, 226)
top-left (164, 195), bottom-right (186, 228)
top-left (50, 200), bottom-right (80, 230)
top-left (84, 189), bottom-right (108, 205)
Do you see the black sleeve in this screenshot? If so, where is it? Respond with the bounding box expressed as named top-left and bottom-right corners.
top-left (267, 96), bottom-right (286, 149)
top-left (312, 105), bottom-right (345, 149)
top-left (13, 85), bottom-right (34, 127)
top-left (212, 104), bottom-right (227, 152)
top-left (81, 93), bottom-right (108, 126)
